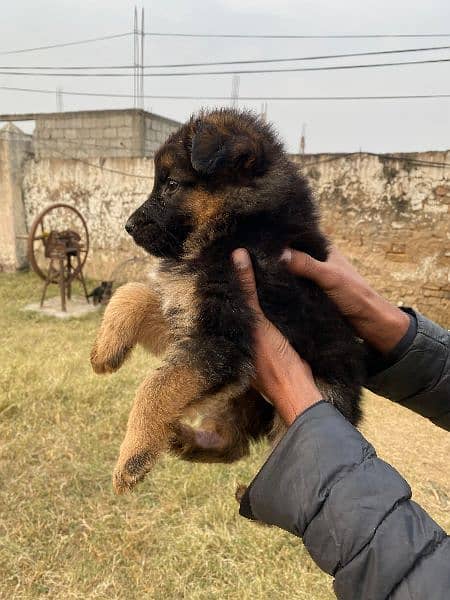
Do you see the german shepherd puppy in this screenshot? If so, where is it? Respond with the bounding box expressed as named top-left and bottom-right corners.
top-left (91, 109), bottom-right (365, 494)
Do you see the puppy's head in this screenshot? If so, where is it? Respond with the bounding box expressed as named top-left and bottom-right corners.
top-left (125, 109), bottom-right (283, 259)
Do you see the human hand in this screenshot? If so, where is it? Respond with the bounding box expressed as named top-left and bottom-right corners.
top-left (281, 246), bottom-right (410, 355)
top-left (232, 248), bottom-right (322, 426)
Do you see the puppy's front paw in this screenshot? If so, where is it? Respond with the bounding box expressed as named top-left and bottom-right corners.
top-left (90, 337), bottom-right (131, 374)
top-left (113, 444), bottom-right (156, 495)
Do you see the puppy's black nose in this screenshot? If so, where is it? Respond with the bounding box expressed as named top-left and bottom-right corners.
top-left (125, 217), bottom-right (135, 235)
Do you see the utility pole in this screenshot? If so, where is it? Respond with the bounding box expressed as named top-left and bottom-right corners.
top-left (141, 7), bottom-right (145, 110)
top-left (133, 7), bottom-right (138, 109)
top-left (133, 7), bottom-right (145, 110)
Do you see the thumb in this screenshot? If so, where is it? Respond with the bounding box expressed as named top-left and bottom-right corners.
top-left (232, 248), bottom-right (263, 314)
top-left (281, 248), bottom-right (328, 285)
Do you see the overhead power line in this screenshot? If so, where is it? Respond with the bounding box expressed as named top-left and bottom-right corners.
top-left (2, 86), bottom-right (450, 102)
top-left (1, 30), bottom-right (449, 59)
top-left (145, 31), bottom-right (450, 40)
top-left (0, 64), bottom-right (133, 71)
top-left (140, 44), bottom-right (450, 67)
top-left (3, 44), bottom-right (450, 70)
top-left (1, 56), bottom-right (450, 77)
top-left (0, 33), bottom-right (131, 56)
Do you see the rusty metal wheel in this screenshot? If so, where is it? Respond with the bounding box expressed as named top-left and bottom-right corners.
top-left (27, 203), bottom-right (89, 282)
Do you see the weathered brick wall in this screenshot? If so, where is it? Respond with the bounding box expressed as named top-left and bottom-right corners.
top-left (292, 152), bottom-right (450, 327)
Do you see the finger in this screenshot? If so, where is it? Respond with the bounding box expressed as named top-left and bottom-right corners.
top-left (327, 245), bottom-right (356, 270)
top-left (232, 248), bottom-right (263, 314)
top-left (281, 248), bottom-right (329, 285)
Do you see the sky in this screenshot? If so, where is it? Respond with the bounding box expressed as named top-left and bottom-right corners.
top-left (1, 0), bottom-right (449, 153)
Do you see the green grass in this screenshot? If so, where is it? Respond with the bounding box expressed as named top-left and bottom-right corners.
top-left (1, 273), bottom-right (449, 599)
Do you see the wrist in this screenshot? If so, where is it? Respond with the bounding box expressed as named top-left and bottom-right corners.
top-left (266, 371), bottom-right (323, 426)
top-left (350, 290), bottom-right (410, 355)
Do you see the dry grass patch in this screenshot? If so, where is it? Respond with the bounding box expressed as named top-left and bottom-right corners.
top-left (0, 272), bottom-right (448, 599)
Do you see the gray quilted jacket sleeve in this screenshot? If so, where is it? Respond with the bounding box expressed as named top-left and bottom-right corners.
top-left (366, 309), bottom-right (450, 430)
top-left (239, 402), bottom-right (450, 600)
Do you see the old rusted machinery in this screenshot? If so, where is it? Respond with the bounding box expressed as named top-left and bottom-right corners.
top-left (27, 203), bottom-right (90, 311)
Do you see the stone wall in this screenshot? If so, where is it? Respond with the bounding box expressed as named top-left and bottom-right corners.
top-left (292, 152), bottom-right (450, 326)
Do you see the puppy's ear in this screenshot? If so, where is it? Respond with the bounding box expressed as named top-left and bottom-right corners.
top-left (191, 123), bottom-right (226, 176)
top-left (191, 122), bottom-right (267, 177)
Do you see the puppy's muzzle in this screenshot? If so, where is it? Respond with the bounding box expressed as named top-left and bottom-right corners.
top-left (125, 208), bottom-right (156, 236)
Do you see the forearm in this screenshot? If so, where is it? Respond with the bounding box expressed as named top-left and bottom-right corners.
top-left (239, 401), bottom-right (450, 599)
top-left (258, 354), bottom-right (322, 425)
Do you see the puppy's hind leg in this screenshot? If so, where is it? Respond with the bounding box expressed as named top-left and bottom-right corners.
top-left (113, 335), bottom-right (253, 493)
top-left (91, 283), bottom-right (170, 375)
top-left (113, 357), bottom-right (214, 494)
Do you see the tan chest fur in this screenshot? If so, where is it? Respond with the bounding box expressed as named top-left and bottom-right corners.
top-left (148, 261), bottom-right (198, 340)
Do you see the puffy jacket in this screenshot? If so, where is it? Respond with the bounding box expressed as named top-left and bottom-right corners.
top-left (239, 310), bottom-right (450, 599)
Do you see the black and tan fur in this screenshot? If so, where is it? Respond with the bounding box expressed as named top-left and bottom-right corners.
top-left (91, 109), bottom-right (366, 494)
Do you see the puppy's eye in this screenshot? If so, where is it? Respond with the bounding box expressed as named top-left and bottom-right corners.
top-left (167, 179), bottom-right (179, 193)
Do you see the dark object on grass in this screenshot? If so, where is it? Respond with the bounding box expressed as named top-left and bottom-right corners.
top-left (88, 281), bottom-right (113, 306)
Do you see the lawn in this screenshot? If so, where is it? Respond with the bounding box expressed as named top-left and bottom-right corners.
top-left (1, 272), bottom-right (449, 599)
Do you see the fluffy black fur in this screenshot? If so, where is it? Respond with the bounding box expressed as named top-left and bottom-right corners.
top-left (126, 109), bottom-right (365, 428)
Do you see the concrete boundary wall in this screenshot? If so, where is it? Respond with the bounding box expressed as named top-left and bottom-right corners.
top-left (34, 109), bottom-right (180, 160)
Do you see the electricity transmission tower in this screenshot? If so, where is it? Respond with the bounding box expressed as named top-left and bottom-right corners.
top-left (260, 101), bottom-right (268, 121)
top-left (56, 87), bottom-right (64, 112)
top-left (300, 123), bottom-right (306, 154)
top-left (230, 75), bottom-right (240, 108)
